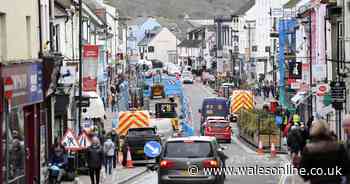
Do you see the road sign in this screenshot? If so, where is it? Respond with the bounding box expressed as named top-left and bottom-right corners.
top-left (316, 84), bottom-right (329, 96)
top-left (330, 80), bottom-right (346, 102)
top-left (4, 77), bottom-right (14, 99)
top-left (78, 131), bottom-right (91, 149)
top-left (330, 80), bottom-right (346, 110)
top-left (144, 141), bottom-right (161, 158)
top-left (61, 129), bottom-right (80, 151)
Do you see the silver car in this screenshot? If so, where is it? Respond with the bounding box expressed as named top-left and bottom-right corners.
top-left (181, 72), bottom-right (194, 84)
top-left (151, 136), bottom-right (225, 184)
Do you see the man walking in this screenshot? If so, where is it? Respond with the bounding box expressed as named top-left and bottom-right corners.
top-left (103, 137), bottom-right (115, 175)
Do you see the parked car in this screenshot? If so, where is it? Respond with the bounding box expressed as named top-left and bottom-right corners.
top-left (181, 72), bottom-right (194, 84)
top-left (149, 136), bottom-right (226, 184)
top-left (168, 66), bottom-right (181, 76)
top-left (203, 119), bottom-right (231, 143)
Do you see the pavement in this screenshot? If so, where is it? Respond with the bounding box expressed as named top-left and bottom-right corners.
top-left (62, 103), bottom-right (149, 184)
top-left (62, 166), bottom-right (147, 184)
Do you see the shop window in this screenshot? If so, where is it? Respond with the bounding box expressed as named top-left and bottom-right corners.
top-left (252, 45), bottom-right (258, 52)
top-left (2, 108), bottom-right (25, 183)
top-left (26, 16), bottom-right (32, 58)
top-left (0, 13), bottom-right (6, 60)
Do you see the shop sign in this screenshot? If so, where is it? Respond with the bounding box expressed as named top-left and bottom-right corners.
top-left (316, 84), bottom-right (329, 96)
top-left (291, 82), bottom-right (301, 89)
top-left (83, 45), bottom-right (99, 91)
top-left (1, 63), bottom-right (43, 108)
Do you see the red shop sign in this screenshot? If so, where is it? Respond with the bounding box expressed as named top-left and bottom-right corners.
top-left (83, 45), bottom-right (99, 58)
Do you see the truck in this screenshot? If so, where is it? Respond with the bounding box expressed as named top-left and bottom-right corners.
top-left (122, 127), bottom-right (161, 165)
top-left (228, 90), bottom-right (254, 122)
top-left (150, 70), bottom-right (165, 99)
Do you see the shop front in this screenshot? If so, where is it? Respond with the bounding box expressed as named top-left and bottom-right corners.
top-left (1, 61), bottom-right (44, 184)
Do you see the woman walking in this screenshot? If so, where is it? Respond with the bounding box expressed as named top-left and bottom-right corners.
top-left (87, 137), bottom-right (104, 184)
top-left (299, 120), bottom-right (348, 184)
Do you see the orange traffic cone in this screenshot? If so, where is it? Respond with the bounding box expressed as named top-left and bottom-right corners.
top-left (126, 147), bottom-right (134, 168)
top-left (270, 142), bottom-right (277, 158)
top-left (257, 140), bottom-right (264, 155)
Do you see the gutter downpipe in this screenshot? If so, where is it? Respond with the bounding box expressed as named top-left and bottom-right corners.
top-left (38, 0), bottom-right (43, 58)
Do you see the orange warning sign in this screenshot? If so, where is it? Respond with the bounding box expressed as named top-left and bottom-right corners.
top-left (117, 111), bottom-right (150, 135)
top-left (230, 90), bottom-right (254, 113)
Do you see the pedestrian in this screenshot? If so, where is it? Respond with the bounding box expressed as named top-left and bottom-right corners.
top-left (299, 120), bottom-right (348, 184)
top-left (342, 115), bottom-right (350, 183)
top-left (287, 124), bottom-right (303, 168)
top-left (49, 143), bottom-right (67, 182)
top-left (110, 93), bottom-right (116, 112)
top-left (87, 137), bottom-right (104, 184)
top-left (10, 139), bottom-right (25, 178)
top-left (111, 131), bottom-right (120, 168)
top-left (270, 81), bottom-right (275, 97)
top-left (103, 136), bottom-right (115, 175)
top-left (306, 116), bottom-right (314, 134)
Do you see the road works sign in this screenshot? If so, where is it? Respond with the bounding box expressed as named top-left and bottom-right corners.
top-left (61, 129), bottom-right (80, 151)
top-left (230, 90), bottom-right (254, 113)
top-left (117, 111), bottom-right (150, 135)
top-left (78, 131), bottom-right (91, 149)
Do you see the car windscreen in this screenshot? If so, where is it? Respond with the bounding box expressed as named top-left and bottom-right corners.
top-left (164, 141), bottom-right (213, 158)
top-left (204, 103), bottom-right (228, 117)
top-left (128, 129), bottom-right (155, 136)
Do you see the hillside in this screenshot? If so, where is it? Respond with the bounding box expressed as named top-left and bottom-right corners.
top-left (109, 0), bottom-right (250, 19)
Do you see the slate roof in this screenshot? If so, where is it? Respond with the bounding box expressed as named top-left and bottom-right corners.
top-left (137, 27), bottom-right (162, 46)
top-left (54, 1), bottom-right (68, 18)
top-left (177, 39), bottom-right (202, 48)
top-left (283, 0), bottom-right (303, 8)
top-left (233, 0), bottom-right (256, 15)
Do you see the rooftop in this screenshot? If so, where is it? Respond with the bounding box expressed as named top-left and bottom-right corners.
top-left (177, 39), bottom-right (202, 48)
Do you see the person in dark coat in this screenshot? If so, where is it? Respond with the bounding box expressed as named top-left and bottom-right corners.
top-left (87, 137), bottom-right (104, 184)
top-left (49, 143), bottom-right (67, 182)
top-left (342, 115), bottom-right (350, 183)
top-left (10, 139), bottom-right (25, 178)
top-left (299, 120), bottom-right (348, 184)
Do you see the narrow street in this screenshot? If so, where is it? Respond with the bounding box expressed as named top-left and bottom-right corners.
top-left (122, 82), bottom-right (288, 184)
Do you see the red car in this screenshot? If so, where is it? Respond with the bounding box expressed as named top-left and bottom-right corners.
top-left (203, 119), bottom-right (232, 143)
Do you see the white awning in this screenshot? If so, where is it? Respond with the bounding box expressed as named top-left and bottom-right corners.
top-left (82, 91), bottom-right (106, 119)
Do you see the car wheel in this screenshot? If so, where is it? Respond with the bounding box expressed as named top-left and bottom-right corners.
top-left (227, 139), bottom-right (231, 143)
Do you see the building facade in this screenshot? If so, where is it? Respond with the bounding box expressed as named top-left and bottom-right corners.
top-left (0, 0), bottom-right (44, 183)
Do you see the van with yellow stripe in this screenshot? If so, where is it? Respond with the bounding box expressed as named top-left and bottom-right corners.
top-left (228, 90), bottom-right (254, 121)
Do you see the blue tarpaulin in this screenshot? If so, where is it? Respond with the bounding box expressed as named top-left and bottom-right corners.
top-left (181, 121), bottom-right (194, 136)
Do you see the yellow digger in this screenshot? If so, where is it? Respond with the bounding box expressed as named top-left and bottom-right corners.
top-left (151, 70), bottom-right (165, 99)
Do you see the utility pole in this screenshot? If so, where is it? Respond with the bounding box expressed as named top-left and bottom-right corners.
top-left (244, 22), bottom-right (253, 82)
top-left (308, 16), bottom-right (313, 119)
top-left (78, 0), bottom-right (83, 133)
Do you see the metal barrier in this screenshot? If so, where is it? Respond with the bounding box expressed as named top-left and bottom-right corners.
top-left (238, 110), bottom-right (284, 152)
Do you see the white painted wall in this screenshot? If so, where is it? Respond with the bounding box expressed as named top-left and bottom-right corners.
top-left (0, 0), bottom-right (40, 61)
top-left (241, 0), bottom-right (289, 80)
top-left (148, 27), bottom-right (179, 63)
